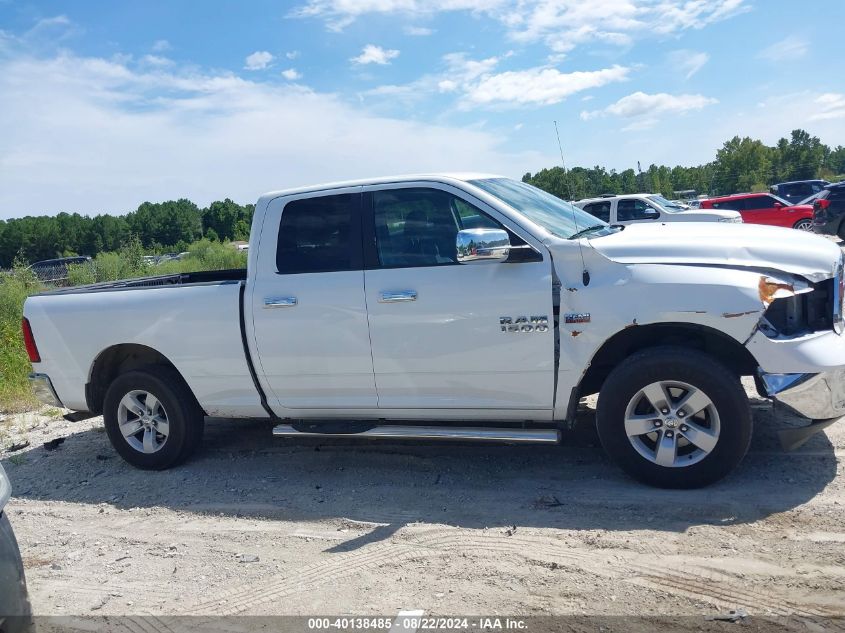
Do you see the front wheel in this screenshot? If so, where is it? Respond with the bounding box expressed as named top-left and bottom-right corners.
top-left (596, 347), bottom-right (752, 488)
top-left (793, 218), bottom-right (813, 231)
top-left (103, 367), bottom-right (204, 469)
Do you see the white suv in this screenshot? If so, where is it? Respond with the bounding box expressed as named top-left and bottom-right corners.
top-left (575, 194), bottom-right (741, 225)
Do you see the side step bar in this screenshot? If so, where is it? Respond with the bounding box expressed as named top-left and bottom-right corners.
top-left (272, 424), bottom-right (560, 444)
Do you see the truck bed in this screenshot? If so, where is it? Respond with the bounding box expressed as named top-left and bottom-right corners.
top-left (25, 271), bottom-right (264, 417)
top-left (36, 268), bottom-right (247, 296)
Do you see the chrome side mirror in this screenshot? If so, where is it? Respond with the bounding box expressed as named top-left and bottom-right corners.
top-left (456, 228), bottom-right (510, 264)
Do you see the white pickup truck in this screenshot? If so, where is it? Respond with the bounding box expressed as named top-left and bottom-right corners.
top-left (23, 174), bottom-right (845, 488)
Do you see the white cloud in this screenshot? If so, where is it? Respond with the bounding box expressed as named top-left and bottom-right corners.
top-left (758, 35), bottom-right (809, 62)
top-left (581, 91), bottom-right (717, 121)
top-left (350, 44), bottom-right (399, 65)
top-left (286, 50), bottom-right (300, 60)
top-left (281, 68), bottom-right (302, 81)
top-left (0, 51), bottom-right (543, 217)
top-left (141, 54), bottom-right (173, 67)
top-left (404, 25), bottom-right (434, 36)
top-left (811, 93), bottom-right (845, 121)
top-left (437, 79), bottom-right (458, 93)
top-left (293, 0), bottom-right (749, 54)
top-left (668, 49), bottom-right (709, 79)
top-left (244, 50), bottom-right (274, 70)
top-left (151, 39), bottom-right (171, 52)
top-left (466, 65), bottom-right (630, 107)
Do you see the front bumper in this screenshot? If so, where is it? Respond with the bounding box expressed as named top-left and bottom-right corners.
top-left (758, 369), bottom-right (845, 420)
top-left (27, 373), bottom-right (63, 408)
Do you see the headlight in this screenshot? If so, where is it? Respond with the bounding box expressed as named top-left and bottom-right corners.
top-left (718, 217), bottom-right (742, 223)
top-left (0, 462), bottom-right (10, 512)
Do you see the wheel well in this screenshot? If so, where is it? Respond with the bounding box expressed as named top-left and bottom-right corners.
top-left (86, 344), bottom-right (182, 414)
top-left (578, 323), bottom-right (758, 397)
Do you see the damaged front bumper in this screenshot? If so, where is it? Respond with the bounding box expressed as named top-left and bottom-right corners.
top-left (758, 369), bottom-right (845, 420)
top-left (758, 369), bottom-right (845, 449)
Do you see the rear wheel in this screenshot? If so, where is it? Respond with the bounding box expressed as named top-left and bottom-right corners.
top-left (792, 218), bottom-right (812, 231)
top-left (596, 347), bottom-right (752, 488)
top-left (103, 367), bottom-right (204, 469)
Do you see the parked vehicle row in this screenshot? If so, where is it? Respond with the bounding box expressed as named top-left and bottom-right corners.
top-left (23, 173), bottom-right (845, 488)
top-left (575, 194), bottom-right (741, 225)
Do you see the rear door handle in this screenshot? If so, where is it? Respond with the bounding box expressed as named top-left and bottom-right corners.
top-left (379, 290), bottom-right (417, 303)
top-left (264, 296), bottom-right (298, 308)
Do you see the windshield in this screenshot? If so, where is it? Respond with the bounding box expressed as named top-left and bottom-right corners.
top-left (648, 195), bottom-right (686, 212)
top-left (469, 178), bottom-right (617, 239)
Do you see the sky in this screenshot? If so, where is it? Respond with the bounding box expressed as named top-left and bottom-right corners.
top-left (1, 0), bottom-right (844, 218)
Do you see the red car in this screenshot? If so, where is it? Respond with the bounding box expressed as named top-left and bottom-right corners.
top-left (700, 193), bottom-right (813, 230)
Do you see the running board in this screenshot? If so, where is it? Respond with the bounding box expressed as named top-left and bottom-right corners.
top-left (272, 424), bottom-right (560, 444)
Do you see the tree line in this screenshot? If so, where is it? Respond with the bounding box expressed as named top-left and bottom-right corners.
top-left (523, 129), bottom-right (845, 202)
top-left (1, 128), bottom-right (843, 268)
top-left (0, 198), bottom-right (254, 268)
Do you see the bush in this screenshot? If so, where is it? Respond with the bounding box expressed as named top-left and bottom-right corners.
top-left (0, 265), bottom-right (42, 411)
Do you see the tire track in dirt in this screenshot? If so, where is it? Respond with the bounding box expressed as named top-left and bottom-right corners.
top-left (181, 526), bottom-right (843, 617)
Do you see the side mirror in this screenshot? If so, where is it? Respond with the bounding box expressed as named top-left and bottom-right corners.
top-left (456, 228), bottom-right (510, 264)
top-left (642, 208), bottom-right (660, 219)
top-left (774, 202), bottom-right (783, 208)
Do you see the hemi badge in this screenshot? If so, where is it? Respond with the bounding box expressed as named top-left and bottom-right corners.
top-left (564, 313), bottom-right (591, 324)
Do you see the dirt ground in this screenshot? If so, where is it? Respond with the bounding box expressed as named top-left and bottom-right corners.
top-left (1, 378), bottom-right (844, 628)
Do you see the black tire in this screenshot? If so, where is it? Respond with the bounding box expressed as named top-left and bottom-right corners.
top-left (103, 367), bottom-right (204, 470)
top-left (595, 346), bottom-right (752, 488)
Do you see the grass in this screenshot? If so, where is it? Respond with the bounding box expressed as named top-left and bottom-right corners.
top-left (0, 239), bottom-right (248, 413)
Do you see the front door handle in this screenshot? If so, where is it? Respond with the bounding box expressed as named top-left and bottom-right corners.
top-left (264, 296), bottom-right (298, 308)
top-left (379, 290), bottom-right (417, 303)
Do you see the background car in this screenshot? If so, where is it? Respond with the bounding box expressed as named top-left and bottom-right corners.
top-left (811, 181), bottom-right (845, 239)
top-left (27, 256), bottom-right (91, 284)
top-left (770, 180), bottom-right (829, 204)
top-left (0, 462), bottom-right (30, 633)
top-left (574, 193), bottom-right (741, 225)
top-left (699, 192), bottom-right (813, 230)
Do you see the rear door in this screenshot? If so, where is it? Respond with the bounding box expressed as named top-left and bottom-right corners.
top-left (361, 183), bottom-right (555, 415)
top-left (249, 189), bottom-right (378, 410)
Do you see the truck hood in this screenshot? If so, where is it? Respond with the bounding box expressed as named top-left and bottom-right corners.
top-left (588, 222), bottom-right (840, 281)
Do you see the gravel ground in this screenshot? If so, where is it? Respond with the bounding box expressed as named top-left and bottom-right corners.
top-left (1, 378), bottom-right (844, 628)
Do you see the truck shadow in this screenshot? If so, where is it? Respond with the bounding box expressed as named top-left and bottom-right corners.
top-left (2, 404), bottom-right (838, 544)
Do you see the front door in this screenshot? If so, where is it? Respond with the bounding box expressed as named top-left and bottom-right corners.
top-left (249, 188), bottom-right (378, 410)
top-left (362, 184), bottom-right (555, 414)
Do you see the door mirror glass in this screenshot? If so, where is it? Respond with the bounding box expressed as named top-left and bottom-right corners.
top-left (642, 207), bottom-right (660, 219)
top-left (456, 228), bottom-right (510, 264)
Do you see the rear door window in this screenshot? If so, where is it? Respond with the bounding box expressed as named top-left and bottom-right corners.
top-left (276, 193), bottom-right (363, 274)
top-left (583, 201), bottom-right (611, 223)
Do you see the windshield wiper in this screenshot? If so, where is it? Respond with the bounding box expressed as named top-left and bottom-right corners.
top-left (569, 224), bottom-right (608, 240)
